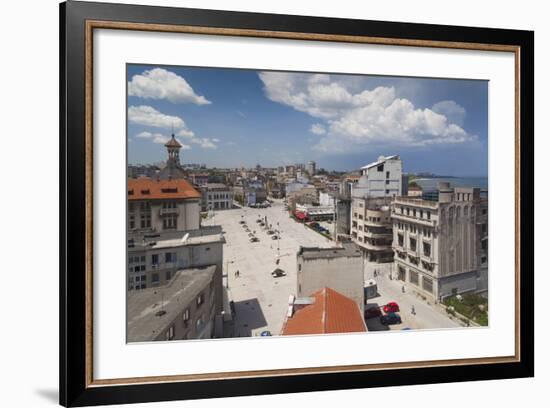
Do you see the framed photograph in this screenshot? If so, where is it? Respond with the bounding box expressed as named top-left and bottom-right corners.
top-left (60, 1), bottom-right (534, 406)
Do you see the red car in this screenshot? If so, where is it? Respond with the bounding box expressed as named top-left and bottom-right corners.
top-left (383, 302), bottom-right (400, 313)
top-left (364, 307), bottom-right (382, 319)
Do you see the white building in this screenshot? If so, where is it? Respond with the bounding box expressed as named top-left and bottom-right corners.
top-left (350, 155), bottom-right (403, 262)
top-left (391, 182), bottom-right (488, 301)
top-left (202, 183), bottom-right (233, 211)
top-left (353, 155), bottom-right (403, 198)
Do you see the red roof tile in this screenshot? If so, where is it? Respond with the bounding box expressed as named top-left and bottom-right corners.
top-left (281, 288), bottom-right (367, 336)
top-left (128, 178), bottom-right (201, 201)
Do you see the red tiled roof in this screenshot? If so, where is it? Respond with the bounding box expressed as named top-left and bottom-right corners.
top-left (128, 178), bottom-right (201, 201)
top-left (281, 288), bottom-right (367, 336)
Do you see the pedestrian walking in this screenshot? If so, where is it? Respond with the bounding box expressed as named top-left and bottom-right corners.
top-left (402, 285), bottom-right (406, 293)
top-left (411, 305), bottom-right (416, 315)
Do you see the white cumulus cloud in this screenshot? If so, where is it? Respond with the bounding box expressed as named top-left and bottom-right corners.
top-left (128, 105), bottom-right (185, 129)
top-left (258, 72), bottom-right (474, 152)
top-left (135, 131), bottom-right (191, 148)
top-left (128, 68), bottom-right (211, 105)
top-left (310, 123), bottom-right (327, 135)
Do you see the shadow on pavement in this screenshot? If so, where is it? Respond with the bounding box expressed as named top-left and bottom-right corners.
top-left (232, 298), bottom-right (268, 337)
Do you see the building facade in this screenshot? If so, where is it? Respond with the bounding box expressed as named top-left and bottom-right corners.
top-left (350, 196), bottom-right (394, 263)
top-left (354, 155), bottom-right (403, 198)
top-left (201, 183), bottom-right (233, 211)
top-left (127, 266), bottom-right (217, 342)
top-left (307, 160), bottom-right (316, 176)
top-left (127, 178), bottom-right (201, 234)
top-left (296, 245), bottom-right (364, 312)
top-left (391, 182), bottom-right (488, 301)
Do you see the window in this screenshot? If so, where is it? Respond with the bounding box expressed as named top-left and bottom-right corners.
top-left (152, 254), bottom-right (159, 266)
top-left (410, 270), bottom-right (419, 285)
top-left (386, 180), bottom-right (390, 185)
top-left (140, 212), bottom-right (151, 228)
top-left (427, 212), bottom-right (431, 220)
top-left (420, 210), bottom-right (423, 218)
top-left (481, 224), bottom-right (487, 234)
top-left (165, 252), bottom-right (176, 263)
top-left (196, 293), bottom-right (204, 306)
top-left (182, 308), bottom-right (190, 324)
top-left (386, 171), bottom-right (390, 178)
top-left (385, 189), bottom-right (390, 194)
top-left (423, 242), bottom-right (431, 257)
top-left (298, 264), bottom-right (302, 271)
top-left (129, 215), bottom-right (135, 229)
top-left (398, 233), bottom-right (404, 247)
top-left (166, 270), bottom-right (172, 281)
top-left (422, 277), bottom-right (433, 294)
top-left (377, 164), bottom-right (384, 172)
top-left (163, 215), bottom-right (177, 230)
top-left (166, 325), bottom-right (175, 340)
top-left (410, 238), bottom-right (417, 251)
top-left (406, 208), bottom-right (410, 216)
top-left (151, 273), bottom-right (160, 284)
top-left (413, 209), bottom-right (416, 217)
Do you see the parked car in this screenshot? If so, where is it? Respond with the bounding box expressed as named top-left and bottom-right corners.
top-left (267, 230), bottom-right (274, 235)
top-left (383, 302), bottom-right (400, 313)
top-left (239, 220), bottom-right (245, 224)
top-left (260, 331), bottom-right (272, 336)
top-left (271, 235), bottom-right (279, 240)
top-left (249, 237), bottom-right (259, 242)
top-left (256, 219), bottom-right (262, 223)
top-left (248, 233), bottom-right (254, 237)
top-left (380, 312), bottom-right (402, 325)
top-left (271, 268), bottom-right (286, 277)
top-left (364, 307), bottom-right (382, 319)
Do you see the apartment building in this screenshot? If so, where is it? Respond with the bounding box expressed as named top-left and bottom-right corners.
top-left (350, 196), bottom-right (394, 263)
top-left (350, 155), bottom-right (403, 262)
top-left (353, 155), bottom-right (403, 198)
top-left (201, 183), bottom-right (233, 211)
top-left (391, 182), bottom-right (488, 301)
top-left (296, 245), bottom-right (364, 313)
top-left (127, 266), bottom-right (217, 342)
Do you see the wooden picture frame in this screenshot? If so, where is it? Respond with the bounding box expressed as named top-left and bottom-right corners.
top-left (60, 1), bottom-right (534, 406)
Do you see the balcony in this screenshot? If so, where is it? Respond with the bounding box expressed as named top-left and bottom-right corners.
top-left (159, 207), bottom-right (180, 216)
top-left (391, 213), bottom-right (436, 227)
top-left (364, 231), bottom-right (392, 239)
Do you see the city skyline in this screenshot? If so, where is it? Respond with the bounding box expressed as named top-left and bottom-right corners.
top-left (127, 64), bottom-right (488, 176)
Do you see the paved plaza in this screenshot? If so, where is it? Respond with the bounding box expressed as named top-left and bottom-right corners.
top-left (203, 199), bottom-right (333, 337)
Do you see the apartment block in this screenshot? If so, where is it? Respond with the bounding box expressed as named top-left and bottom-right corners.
top-left (127, 266), bottom-right (217, 342)
top-left (391, 182), bottom-right (488, 301)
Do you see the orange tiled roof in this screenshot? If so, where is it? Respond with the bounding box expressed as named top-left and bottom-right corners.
top-left (128, 177), bottom-right (201, 201)
top-left (281, 287), bottom-right (366, 336)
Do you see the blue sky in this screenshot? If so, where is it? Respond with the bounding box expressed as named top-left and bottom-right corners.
top-left (127, 64), bottom-right (488, 176)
